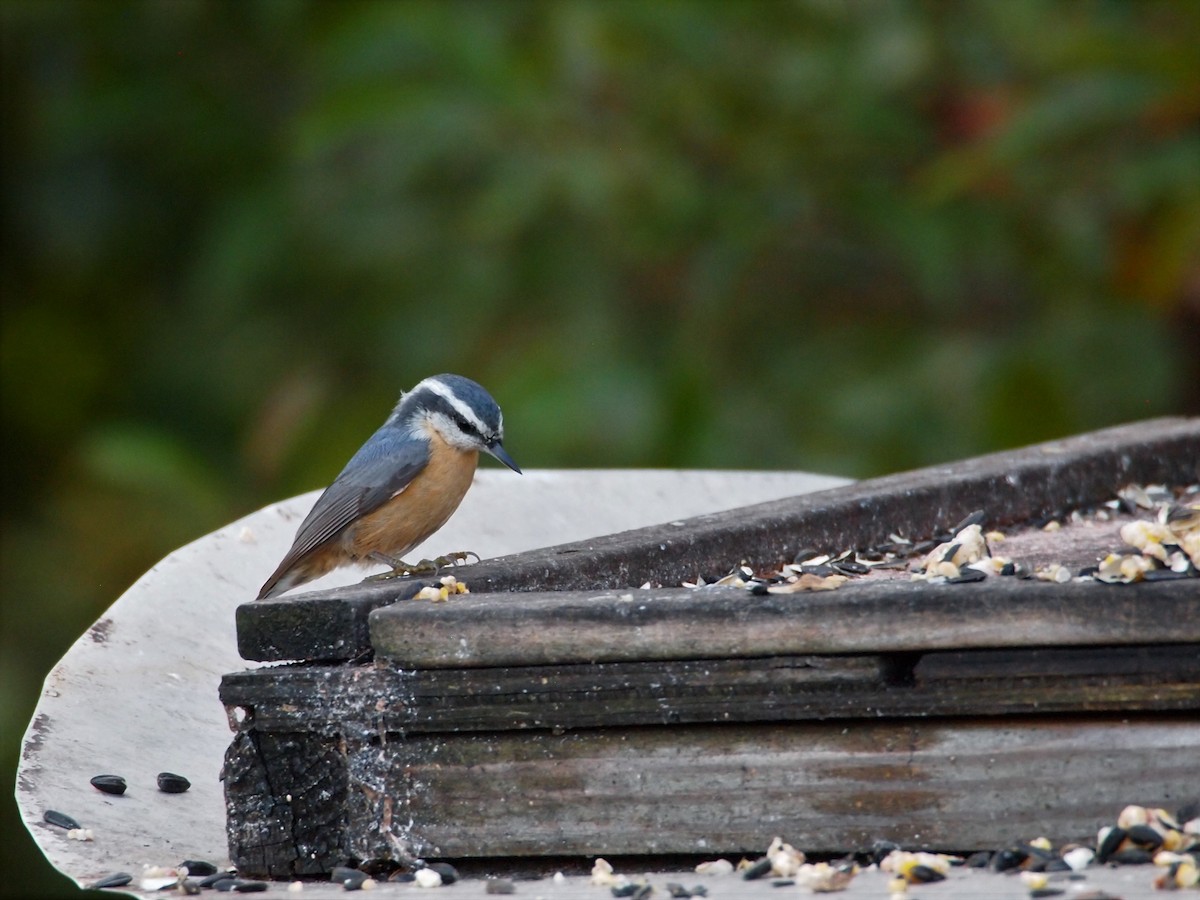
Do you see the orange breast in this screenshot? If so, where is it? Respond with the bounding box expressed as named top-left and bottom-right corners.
top-left (345, 429), bottom-right (480, 562)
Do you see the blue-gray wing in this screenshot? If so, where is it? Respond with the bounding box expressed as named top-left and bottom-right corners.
top-left (268, 428), bottom-right (429, 579)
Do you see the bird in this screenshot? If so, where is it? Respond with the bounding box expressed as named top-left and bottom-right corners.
top-left (257, 373), bottom-right (520, 599)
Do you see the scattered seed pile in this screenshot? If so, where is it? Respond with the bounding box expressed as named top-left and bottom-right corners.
top-left (676, 483), bottom-right (1200, 593)
top-left (588, 800), bottom-right (1199, 897)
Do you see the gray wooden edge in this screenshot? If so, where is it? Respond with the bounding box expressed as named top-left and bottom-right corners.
top-left (368, 577), bottom-right (1200, 668)
top-left (236, 416), bottom-right (1200, 662)
top-left (219, 643), bottom-right (1200, 735)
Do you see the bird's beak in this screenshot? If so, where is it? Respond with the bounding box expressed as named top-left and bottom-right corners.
top-left (486, 441), bottom-right (522, 474)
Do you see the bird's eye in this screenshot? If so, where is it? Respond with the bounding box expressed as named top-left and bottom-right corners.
top-left (451, 413), bottom-right (474, 435)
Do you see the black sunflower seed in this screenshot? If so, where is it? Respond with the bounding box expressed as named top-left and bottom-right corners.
top-left (953, 510), bottom-right (987, 532)
top-left (90, 775), bottom-right (127, 796)
top-left (199, 871), bottom-right (236, 888)
top-left (180, 860), bottom-right (218, 877)
top-left (949, 567), bottom-right (987, 583)
top-left (742, 856), bottom-right (773, 880)
top-left (157, 772), bottom-right (191, 793)
top-left (43, 810), bottom-right (81, 830)
top-left (909, 864), bottom-right (945, 883)
top-left (1127, 824), bottom-right (1164, 850)
top-left (88, 873), bottom-right (133, 889)
top-left (427, 862), bottom-right (459, 884)
top-left (1096, 826), bottom-right (1126, 863)
top-left (232, 881), bottom-right (268, 893)
top-left (940, 542), bottom-right (962, 563)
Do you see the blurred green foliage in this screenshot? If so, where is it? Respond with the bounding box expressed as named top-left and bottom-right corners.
top-left (3, 0), bottom-right (1198, 894)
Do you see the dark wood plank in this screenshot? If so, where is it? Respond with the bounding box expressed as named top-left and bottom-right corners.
top-left (238, 580), bottom-right (425, 663)
top-left (220, 643), bottom-right (1200, 734)
top-left (343, 715), bottom-right (1200, 859)
top-left (237, 417), bottom-right (1200, 662)
top-left (368, 579), bottom-right (1200, 667)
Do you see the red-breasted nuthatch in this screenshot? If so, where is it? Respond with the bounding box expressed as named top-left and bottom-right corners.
top-left (257, 373), bottom-right (520, 599)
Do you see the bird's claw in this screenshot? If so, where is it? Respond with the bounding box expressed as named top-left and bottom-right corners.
top-left (363, 550), bottom-right (481, 581)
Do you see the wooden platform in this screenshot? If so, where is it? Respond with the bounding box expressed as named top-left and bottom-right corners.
top-left (220, 418), bottom-right (1200, 878)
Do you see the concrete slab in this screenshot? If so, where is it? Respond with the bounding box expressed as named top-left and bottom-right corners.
top-left (15, 469), bottom-right (849, 893)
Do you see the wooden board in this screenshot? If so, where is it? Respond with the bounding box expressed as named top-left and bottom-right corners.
top-left (222, 714), bottom-right (1200, 873)
top-left (379, 717), bottom-right (1200, 858)
top-left (221, 419), bottom-right (1200, 877)
top-left (220, 643), bottom-right (1200, 735)
top-left (366, 579), bottom-right (1200, 668)
top-left (236, 417), bottom-right (1200, 662)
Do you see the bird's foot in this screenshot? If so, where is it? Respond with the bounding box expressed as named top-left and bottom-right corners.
top-left (429, 550), bottom-right (481, 569)
top-left (363, 550), bottom-right (480, 581)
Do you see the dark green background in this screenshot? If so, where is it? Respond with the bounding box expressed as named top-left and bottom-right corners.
top-left (3, 1), bottom-right (1198, 895)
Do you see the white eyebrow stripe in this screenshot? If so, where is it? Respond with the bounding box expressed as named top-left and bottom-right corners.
top-left (421, 377), bottom-right (488, 434)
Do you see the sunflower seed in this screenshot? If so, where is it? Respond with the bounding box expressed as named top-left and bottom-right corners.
top-left (43, 810), bottom-right (81, 830)
top-left (88, 873), bottom-right (133, 889)
top-left (953, 510), bottom-right (987, 531)
top-left (742, 857), bottom-right (772, 880)
top-left (180, 860), bottom-right (218, 877)
top-left (157, 772), bottom-right (191, 793)
top-left (90, 774), bottom-right (127, 796)
top-left (427, 862), bottom-right (459, 884)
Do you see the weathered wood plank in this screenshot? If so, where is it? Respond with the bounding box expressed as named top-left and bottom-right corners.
top-left (368, 579), bottom-right (1200, 667)
top-left (220, 643), bottom-right (1200, 734)
top-left (223, 730), bottom-right (350, 879)
top-left (346, 716), bottom-right (1200, 859)
top-left (240, 580), bottom-right (425, 663)
top-left (236, 417), bottom-right (1200, 662)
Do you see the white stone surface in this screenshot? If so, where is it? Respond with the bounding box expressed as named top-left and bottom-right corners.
top-left (15, 468), bottom-right (849, 891)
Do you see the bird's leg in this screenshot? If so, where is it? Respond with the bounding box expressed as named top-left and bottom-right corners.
top-left (362, 551), bottom-right (427, 581)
